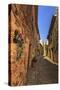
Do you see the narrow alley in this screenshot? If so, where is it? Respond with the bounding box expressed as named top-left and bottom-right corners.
top-left (8, 4), bottom-right (58, 86)
top-left (26, 55), bottom-right (58, 85)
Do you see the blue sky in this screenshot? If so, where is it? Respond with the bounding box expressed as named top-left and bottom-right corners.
top-left (38, 6), bottom-right (57, 41)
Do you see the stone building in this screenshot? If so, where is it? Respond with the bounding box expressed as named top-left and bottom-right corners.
top-left (39, 43), bottom-right (43, 56)
top-left (39, 40), bottom-right (44, 56)
top-left (43, 44), bottom-right (48, 57)
top-left (8, 4), bottom-right (40, 86)
top-left (47, 11), bottom-right (58, 64)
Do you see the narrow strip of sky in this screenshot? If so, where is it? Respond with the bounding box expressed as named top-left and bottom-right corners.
top-left (38, 6), bottom-right (57, 41)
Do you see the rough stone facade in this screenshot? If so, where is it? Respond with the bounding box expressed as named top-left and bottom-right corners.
top-left (8, 4), bottom-right (40, 86)
top-left (47, 11), bottom-right (58, 64)
top-left (39, 43), bottom-right (43, 56)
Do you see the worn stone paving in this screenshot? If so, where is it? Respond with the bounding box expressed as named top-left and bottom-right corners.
top-left (26, 55), bottom-right (58, 85)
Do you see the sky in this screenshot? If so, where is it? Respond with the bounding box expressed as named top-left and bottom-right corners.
top-left (38, 6), bottom-right (57, 41)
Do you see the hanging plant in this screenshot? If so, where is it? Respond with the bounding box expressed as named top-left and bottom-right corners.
top-left (13, 30), bottom-right (24, 60)
top-left (13, 30), bottom-right (19, 43)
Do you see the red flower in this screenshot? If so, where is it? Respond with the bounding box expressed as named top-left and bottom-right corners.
top-left (19, 33), bottom-right (23, 40)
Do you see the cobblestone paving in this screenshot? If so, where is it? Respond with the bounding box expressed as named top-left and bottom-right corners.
top-left (26, 55), bottom-right (58, 85)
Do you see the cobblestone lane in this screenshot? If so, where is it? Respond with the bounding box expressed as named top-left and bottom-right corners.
top-left (26, 55), bottom-right (58, 85)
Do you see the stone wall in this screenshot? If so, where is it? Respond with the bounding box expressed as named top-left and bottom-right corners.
top-left (8, 4), bottom-right (40, 86)
top-left (47, 12), bottom-right (58, 64)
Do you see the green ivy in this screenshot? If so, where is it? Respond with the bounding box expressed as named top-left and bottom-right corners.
top-left (16, 45), bottom-right (23, 60)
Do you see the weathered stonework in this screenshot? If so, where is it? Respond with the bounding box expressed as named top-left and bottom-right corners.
top-left (8, 4), bottom-right (40, 86)
top-left (47, 11), bottom-right (58, 64)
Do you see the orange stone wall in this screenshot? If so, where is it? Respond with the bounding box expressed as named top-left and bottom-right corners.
top-left (8, 4), bottom-right (40, 86)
